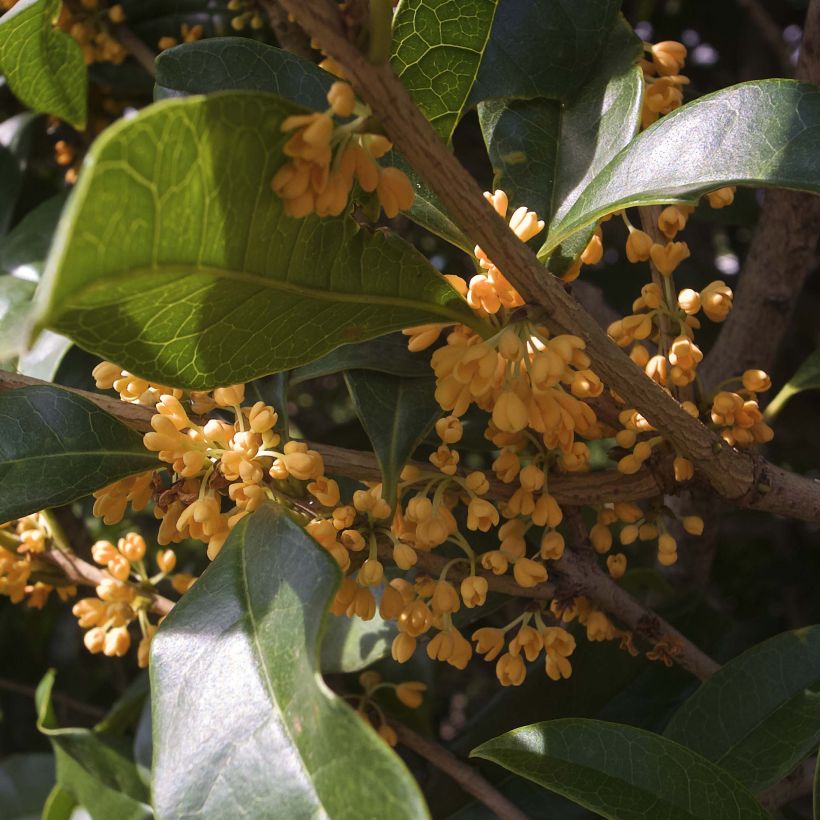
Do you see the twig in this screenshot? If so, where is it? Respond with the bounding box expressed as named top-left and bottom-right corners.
top-left (111, 24), bottom-right (157, 78)
top-left (0, 677), bottom-right (105, 720)
top-left (702, 0), bottom-right (820, 390)
top-left (392, 722), bottom-right (529, 820)
top-left (274, 0), bottom-right (820, 525)
top-left (40, 545), bottom-right (174, 617)
top-left (737, 0), bottom-right (795, 76)
top-left (556, 516), bottom-right (721, 681)
top-left (759, 757), bottom-right (817, 811)
top-left (259, 0), bottom-right (315, 59)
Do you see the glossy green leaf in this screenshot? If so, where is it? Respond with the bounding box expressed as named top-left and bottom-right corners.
top-left (0, 275), bottom-right (36, 360)
top-left (151, 503), bottom-right (429, 819)
top-left (479, 18), bottom-right (641, 273)
top-left (542, 80), bottom-right (820, 256)
top-left (156, 38), bottom-right (466, 256)
top-left (664, 626), bottom-right (820, 791)
top-left (345, 371), bottom-right (440, 508)
top-left (41, 786), bottom-right (77, 820)
top-left (0, 193), bottom-right (67, 276)
top-left (0, 385), bottom-right (158, 521)
top-left (154, 37), bottom-right (331, 107)
top-left (291, 332), bottom-right (431, 384)
top-left (470, 0), bottom-right (621, 104)
top-left (0, 753), bottom-right (55, 820)
top-left (36, 92), bottom-right (480, 388)
top-left (0, 0), bottom-right (87, 128)
top-left (472, 719), bottom-right (769, 819)
top-left (391, 0), bottom-right (497, 142)
top-left (765, 347), bottom-right (820, 421)
top-left (36, 671), bottom-right (152, 820)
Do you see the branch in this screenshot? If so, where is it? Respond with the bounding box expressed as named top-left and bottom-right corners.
top-left (111, 23), bottom-right (157, 78)
top-left (702, 0), bottom-right (820, 389)
top-left (555, 524), bottom-right (721, 681)
top-left (275, 0), bottom-right (820, 525)
top-left (737, 0), bottom-right (795, 76)
top-left (4, 370), bottom-right (820, 522)
top-left (260, 0), bottom-right (315, 60)
top-left (40, 545), bottom-right (174, 617)
top-left (759, 757), bottom-right (817, 811)
top-left (392, 722), bottom-right (529, 820)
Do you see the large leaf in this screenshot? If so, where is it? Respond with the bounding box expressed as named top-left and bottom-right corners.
top-left (664, 626), bottom-right (820, 791)
top-left (469, 0), bottom-right (622, 105)
top-left (156, 38), bottom-right (468, 255)
top-left (36, 671), bottom-right (152, 820)
top-left (0, 385), bottom-right (158, 521)
top-left (154, 37), bottom-right (331, 107)
top-left (478, 17), bottom-right (641, 225)
top-left (345, 371), bottom-right (441, 508)
top-left (291, 332), bottom-right (431, 384)
top-left (391, 0), bottom-right (497, 142)
top-left (0, 0), bottom-right (87, 129)
top-left (0, 753), bottom-right (55, 820)
top-left (542, 80), bottom-right (820, 256)
top-left (0, 275), bottom-right (36, 360)
top-left (765, 347), bottom-right (820, 421)
top-left (35, 92), bottom-right (482, 389)
top-left (472, 719), bottom-right (769, 819)
top-left (151, 503), bottom-right (429, 819)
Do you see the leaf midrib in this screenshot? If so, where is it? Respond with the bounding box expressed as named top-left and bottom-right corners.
top-left (61, 263), bottom-right (474, 329)
top-left (237, 536), bottom-right (330, 819)
top-left (0, 450), bottom-right (155, 467)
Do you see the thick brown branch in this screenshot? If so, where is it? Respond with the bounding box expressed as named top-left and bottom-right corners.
top-left (702, 0), bottom-right (820, 389)
top-left (392, 723), bottom-right (529, 820)
top-left (3, 371), bottom-right (819, 522)
top-left (276, 0), bottom-right (820, 525)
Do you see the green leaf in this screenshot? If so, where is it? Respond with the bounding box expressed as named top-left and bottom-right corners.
top-left (472, 718), bottom-right (769, 820)
top-left (41, 786), bottom-right (77, 820)
top-left (36, 671), bottom-right (152, 820)
top-left (345, 371), bottom-right (441, 508)
top-left (0, 193), bottom-right (67, 276)
top-left (156, 39), bottom-right (466, 256)
top-left (469, 0), bottom-right (622, 104)
top-left (151, 503), bottom-right (429, 818)
top-left (391, 0), bottom-right (498, 142)
top-left (542, 80), bottom-right (820, 255)
top-left (16, 330), bottom-right (74, 383)
top-left (0, 384), bottom-right (158, 521)
top-left (154, 37), bottom-right (331, 108)
top-left (664, 626), bottom-right (820, 791)
top-left (0, 0), bottom-right (87, 128)
top-left (36, 92), bottom-right (480, 389)
top-left (479, 18), bottom-right (641, 272)
top-left (765, 347), bottom-right (820, 421)
top-left (0, 275), bottom-right (36, 360)
top-left (291, 332), bottom-right (431, 384)
top-left (0, 753), bottom-right (55, 820)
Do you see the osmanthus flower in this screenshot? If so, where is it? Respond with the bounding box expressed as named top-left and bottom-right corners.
top-left (271, 80), bottom-right (414, 219)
